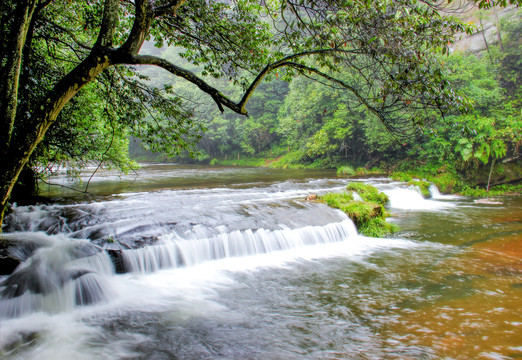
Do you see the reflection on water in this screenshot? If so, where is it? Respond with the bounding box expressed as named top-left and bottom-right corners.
top-left (1, 165), bottom-right (521, 359)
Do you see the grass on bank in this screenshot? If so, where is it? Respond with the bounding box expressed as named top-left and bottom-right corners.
top-left (390, 170), bottom-right (521, 197)
top-left (207, 157), bottom-right (520, 197)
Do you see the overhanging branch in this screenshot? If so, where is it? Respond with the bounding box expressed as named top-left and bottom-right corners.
top-left (124, 48), bottom-right (363, 116)
top-left (125, 54), bottom-right (247, 115)
top-left (280, 61), bottom-right (387, 124)
top-left (237, 48), bottom-right (360, 112)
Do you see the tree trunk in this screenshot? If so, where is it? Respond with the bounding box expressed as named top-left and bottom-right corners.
top-left (0, 49), bottom-right (115, 230)
top-left (0, 0), bottom-right (37, 155)
top-left (0, 0), bottom-right (150, 231)
top-left (0, 0), bottom-right (38, 228)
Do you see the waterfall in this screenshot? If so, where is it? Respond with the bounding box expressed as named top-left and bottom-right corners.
top-left (0, 219), bottom-right (358, 318)
top-left (0, 237), bottom-right (115, 319)
top-left (119, 219), bottom-right (358, 273)
top-left (383, 187), bottom-right (455, 210)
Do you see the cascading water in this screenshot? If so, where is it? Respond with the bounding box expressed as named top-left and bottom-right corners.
top-left (118, 219), bottom-right (358, 274)
top-left (1, 165), bottom-right (519, 360)
top-left (0, 233), bottom-right (114, 318)
top-left (0, 172), bottom-right (456, 320)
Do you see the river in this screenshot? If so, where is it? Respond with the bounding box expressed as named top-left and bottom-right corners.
top-left (0, 164), bottom-right (520, 359)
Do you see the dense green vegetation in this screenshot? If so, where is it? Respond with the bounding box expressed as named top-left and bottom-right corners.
top-left (133, 7), bottom-right (521, 195)
top-left (321, 183), bottom-right (399, 237)
top-left (1, 0), bottom-right (520, 230)
top-left (4, 0), bottom-right (490, 229)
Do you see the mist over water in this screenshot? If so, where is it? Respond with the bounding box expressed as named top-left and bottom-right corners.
top-left (1, 165), bottom-right (520, 359)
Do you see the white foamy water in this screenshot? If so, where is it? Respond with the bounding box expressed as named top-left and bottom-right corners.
top-left (383, 187), bottom-right (456, 210)
top-left (4, 167), bottom-right (487, 360)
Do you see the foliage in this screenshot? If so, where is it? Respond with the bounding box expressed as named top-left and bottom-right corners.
top-left (269, 151), bottom-right (308, 169)
top-left (406, 11), bottom-right (522, 177)
top-left (345, 183), bottom-right (389, 205)
top-left (457, 183), bottom-right (521, 197)
top-left (429, 173), bottom-right (461, 194)
top-left (390, 172), bottom-right (415, 182)
top-left (337, 166), bottom-right (356, 177)
top-left (210, 157), bottom-right (268, 167)
top-left (321, 184), bottom-right (397, 237)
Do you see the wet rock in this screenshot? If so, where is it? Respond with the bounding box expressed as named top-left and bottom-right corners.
top-left (0, 262), bottom-right (91, 298)
top-left (0, 255), bottom-right (20, 276)
top-left (305, 194), bottom-right (318, 201)
top-left (107, 249), bottom-right (126, 274)
top-left (0, 237), bottom-right (48, 275)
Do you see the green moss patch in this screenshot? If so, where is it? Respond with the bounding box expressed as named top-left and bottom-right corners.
top-left (321, 183), bottom-right (398, 237)
top-left (407, 180), bottom-right (431, 198)
top-left (345, 182), bottom-right (389, 205)
top-left (336, 166), bottom-right (355, 177)
top-left (359, 217), bottom-right (400, 238)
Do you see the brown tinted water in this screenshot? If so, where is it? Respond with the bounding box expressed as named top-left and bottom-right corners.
top-left (383, 196), bottom-right (522, 359)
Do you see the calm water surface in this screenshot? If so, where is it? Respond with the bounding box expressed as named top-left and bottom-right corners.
top-left (0, 164), bottom-right (520, 360)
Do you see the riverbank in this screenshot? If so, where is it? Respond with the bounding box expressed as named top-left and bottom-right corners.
top-left (207, 156), bottom-right (522, 197)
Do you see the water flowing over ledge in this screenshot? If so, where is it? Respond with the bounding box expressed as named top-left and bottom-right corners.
top-left (2, 167), bottom-right (519, 360)
top-left (0, 219), bottom-right (363, 319)
top-left (118, 219), bottom-right (359, 273)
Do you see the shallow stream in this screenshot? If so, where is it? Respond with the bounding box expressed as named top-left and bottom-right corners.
top-left (0, 164), bottom-right (520, 359)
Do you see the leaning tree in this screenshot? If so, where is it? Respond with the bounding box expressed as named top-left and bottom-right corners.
top-left (0, 0), bottom-right (516, 228)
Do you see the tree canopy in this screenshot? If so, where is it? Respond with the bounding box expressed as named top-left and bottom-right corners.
top-left (0, 0), bottom-right (516, 227)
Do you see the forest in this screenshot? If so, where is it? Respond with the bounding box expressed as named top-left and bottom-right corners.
top-left (1, 0), bottom-right (521, 226)
top-left (131, 5), bottom-right (521, 195)
top-left (1, 2), bottom-right (521, 357)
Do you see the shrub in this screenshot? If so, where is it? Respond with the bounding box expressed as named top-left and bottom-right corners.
top-left (337, 166), bottom-right (356, 177)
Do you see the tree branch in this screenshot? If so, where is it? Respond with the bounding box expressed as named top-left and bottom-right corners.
top-left (94, 0), bottom-right (119, 49)
top-left (237, 48), bottom-right (359, 112)
top-left (122, 48), bottom-right (362, 116)
top-left (281, 61), bottom-right (386, 124)
top-left (123, 54), bottom-right (245, 114)
top-left (120, 0), bottom-right (153, 53)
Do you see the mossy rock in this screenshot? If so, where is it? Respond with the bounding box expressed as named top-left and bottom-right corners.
top-left (345, 182), bottom-right (389, 205)
top-left (407, 180), bottom-right (431, 198)
top-left (429, 173), bottom-right (459, 194)
top-left (341, 201), bottom-right (384, 227)
top-left (320, 185), bottom-right (398, 237)
top-left (359, 218), bottom-right (400, 238)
